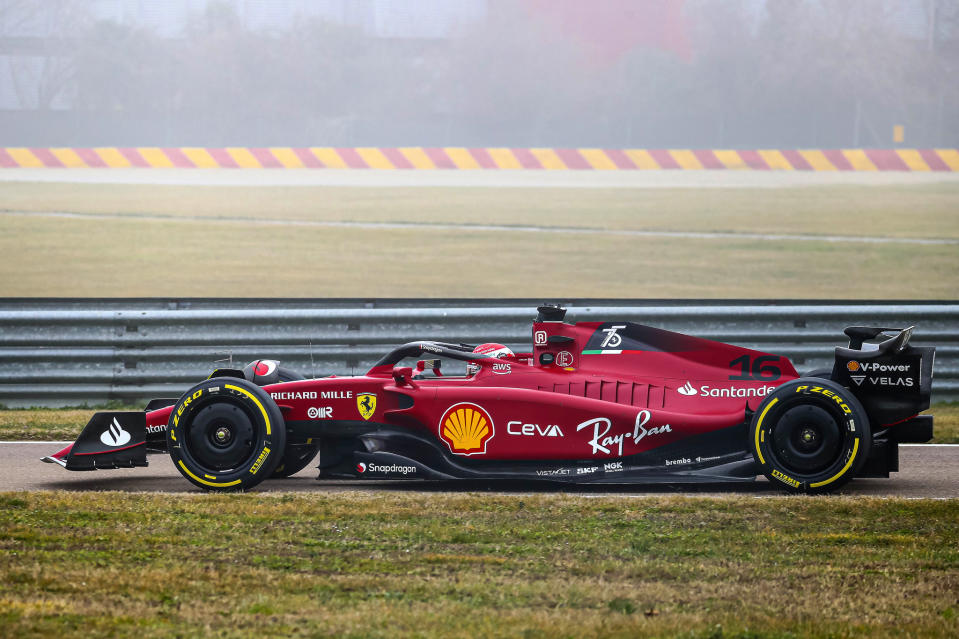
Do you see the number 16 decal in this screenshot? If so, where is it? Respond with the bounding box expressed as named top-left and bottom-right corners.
top-left (729, 355), bottom-right (782, 381)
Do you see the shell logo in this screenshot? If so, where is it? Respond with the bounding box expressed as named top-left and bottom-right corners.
top-left (439, 403), bottom-right (494, 456)
top-left (847, 361), bottom-right (860, 372)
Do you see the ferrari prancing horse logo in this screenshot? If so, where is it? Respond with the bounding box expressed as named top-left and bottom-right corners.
top-left (357, 393), bottom-right (377, 421)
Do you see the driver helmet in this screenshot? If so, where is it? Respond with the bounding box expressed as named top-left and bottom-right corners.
top-left (466, 343), bottom-right (514, 376)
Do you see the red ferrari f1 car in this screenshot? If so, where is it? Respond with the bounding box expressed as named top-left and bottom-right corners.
top-left (43, 305), bottom-right (935, 494)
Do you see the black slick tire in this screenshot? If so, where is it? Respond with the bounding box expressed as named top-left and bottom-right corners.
top-left (750, 378), bottom-right (870, 494)
top-left (270, 441), bottom-right (320, 478)
top-left (167, 378), bottom-right (286, 492)
top-left (265, 367), bottom-right (321, 479)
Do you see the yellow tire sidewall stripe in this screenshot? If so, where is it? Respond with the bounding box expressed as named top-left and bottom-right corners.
top-left (810, 438), bottom-right (860, 488)
top-left (224, 384), bottom-right (271, 435)
top-left (177, 460), bottom-right (241, 488)
top-left (753, 397), bottom-right (778, 465)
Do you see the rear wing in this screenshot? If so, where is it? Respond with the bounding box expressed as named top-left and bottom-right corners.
top-left (833, 326), bottom-right (935, 427)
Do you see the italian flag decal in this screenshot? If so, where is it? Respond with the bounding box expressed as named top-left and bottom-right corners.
top-left (582, 350), bottom-right (645, 355)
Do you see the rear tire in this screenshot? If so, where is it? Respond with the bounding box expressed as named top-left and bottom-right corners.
top-left (750, 378), bottom-right (870, 494)
top-left (167, 378), bottom-right (285, 492)
top-left (270, 442), bottom-right (320, 478)
top-left (259, 367), bottom-right (322, 479)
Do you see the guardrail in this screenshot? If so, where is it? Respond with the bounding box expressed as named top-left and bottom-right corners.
top-left (0, 299), bottom-right (955, 407)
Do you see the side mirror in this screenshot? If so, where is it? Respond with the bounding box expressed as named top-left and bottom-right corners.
top-left (391, 366), bottom-right (417, 388)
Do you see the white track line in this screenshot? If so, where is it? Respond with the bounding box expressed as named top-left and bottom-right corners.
top-left (3, 168), bottom-right (959, 188)
top-left (3, 210), bottom-right (956, 246)
top-left (901, 444), bottom-right (959, 447)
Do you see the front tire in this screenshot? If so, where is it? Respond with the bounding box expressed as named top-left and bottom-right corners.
top-left (167, 378), bottom-right (286, 492)
top-left (750, 378), bottom-right (870, 494)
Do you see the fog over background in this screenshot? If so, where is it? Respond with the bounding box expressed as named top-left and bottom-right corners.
top-left (1, 0), bottom-right (957, 148)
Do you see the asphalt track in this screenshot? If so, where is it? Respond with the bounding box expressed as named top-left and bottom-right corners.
top-left (2, 442), bottom-right (956, 497)
top-left (2, 168), bottom-right (958, 188)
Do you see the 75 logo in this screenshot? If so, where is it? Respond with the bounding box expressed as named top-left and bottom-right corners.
top-left (600, 325), bottom-right (627, 348)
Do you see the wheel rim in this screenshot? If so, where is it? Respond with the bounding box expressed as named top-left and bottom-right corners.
top-left (771, 404), bottom-right (841, 474)
top-left (186, 402), bottom-right (257, 472)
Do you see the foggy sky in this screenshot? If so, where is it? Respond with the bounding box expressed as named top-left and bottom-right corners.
top-left (0, 0), bottom-right (956, 147)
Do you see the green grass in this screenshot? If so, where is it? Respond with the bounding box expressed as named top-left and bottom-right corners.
top-left (3, 404), bottom-right (956, 443)
top-left (928, 402), bottom-right (959, 443)
top-left (0, 182), bottom-right (957, 297)
top-left (0, 492), bottom-right (956, 638)
top-left (0, 406), bottom-right (140, 441)
top-left (2, 182), bottom-right (959, 238)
